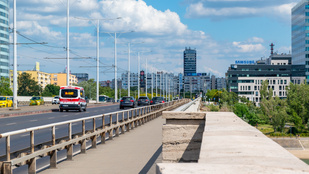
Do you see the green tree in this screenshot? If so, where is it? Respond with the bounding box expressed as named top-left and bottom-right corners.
top-left (18, 73), bottom-right (42, 96)
top-left (286, 83), bottom-right (309, 132)
top-left (78, 79), bottom-right (97, 100)
top-left (260, 80), bottom-right (288, 132)
top-left (0, 77), bottom-right (13, 96)
top-left (42, 84), bottom-right (60, 96)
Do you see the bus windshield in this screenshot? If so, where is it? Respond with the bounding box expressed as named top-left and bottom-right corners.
top-left (61, 89), bottom-right (78, 98)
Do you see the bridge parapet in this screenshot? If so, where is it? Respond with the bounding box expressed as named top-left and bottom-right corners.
top-left (158, 112), bottom-right (309, 173)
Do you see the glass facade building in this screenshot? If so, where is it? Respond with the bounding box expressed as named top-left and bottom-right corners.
top-left (0, 0), bottom-right (8, 79)
top-left (292, 0), bottom-right (309, 82)
top-left (183, 47), bottom-right (196, 75)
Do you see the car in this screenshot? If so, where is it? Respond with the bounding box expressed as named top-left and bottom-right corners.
top-left (137, 96), bottom-right (150, 106)
top-left (119, 96), bottom-right (137, 109)
top-left (29, 96), bottom-right (45, 106)
top-left (150, 97), bottom-right (165, 105)
top-left (0, 96), bottom-right (13, 108)
top-left (52, 96), bottom-right (60, 104)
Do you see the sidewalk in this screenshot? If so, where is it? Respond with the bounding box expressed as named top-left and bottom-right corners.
top-left (41, 117), bottom-right (165, 174)
top-left (0, 102), bottom-right (118, 118)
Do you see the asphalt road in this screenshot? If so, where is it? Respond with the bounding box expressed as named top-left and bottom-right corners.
top-left (0, 104), bottom-right (144, 157)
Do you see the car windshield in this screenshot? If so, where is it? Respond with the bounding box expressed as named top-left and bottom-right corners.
top-left (31, 97), bottom-right (40, 100)
top-left (152, 97), bottom-right (163, 101)
top-left (54, 96), bottom-right (59, 99)
top-left (0, 97), bottom-right (6, 101)
top-left (122, 97), bottom-right (132, 100)
top-left (61, 89), bottom-right (78, 98)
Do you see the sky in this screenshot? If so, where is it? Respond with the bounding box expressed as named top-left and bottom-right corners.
top-left (10, 0), bottom-right (297, 80)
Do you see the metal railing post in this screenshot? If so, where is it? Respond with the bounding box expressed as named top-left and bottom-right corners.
top-left (50, 126), bottom-right (57, 168)
top-left (67, 123), bottom-right (73, 160)
top-left (92, 118), bottom-right (97, 148)
top-left (81, 120), bottom-right (86, 153)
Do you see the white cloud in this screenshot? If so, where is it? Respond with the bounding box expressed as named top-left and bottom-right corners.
top-left (99, 0), bottom-right (188, 36)
top-left (232, 41), bottom-right (265, 53)
top-left (185, 1), bottom-right (297, 21)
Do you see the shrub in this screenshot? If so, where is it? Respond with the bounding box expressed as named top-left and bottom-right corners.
top-left (209, 104), bottom-right (219, 112)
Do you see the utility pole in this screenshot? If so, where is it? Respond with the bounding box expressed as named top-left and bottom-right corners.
top-left (114, 32), bottom-right (117, 102)
top-left (156, 71), bottom-right (158, 97)
top-left (138, 52), bottom-right (140, 98)
top-left (13, 0), bottom-right (17, 109)
top-left (145, 57), bottom-right (148, 98)
top-left (151, 69), bottom-right (153, 98)
top-left (66, 0), bottom-right (70, 86)
top-left (96, 20), bottom-right (99, 103)
top-left (128, 42), bottom-right (131, 96)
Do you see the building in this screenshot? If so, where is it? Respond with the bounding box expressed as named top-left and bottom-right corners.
top-left (226, 53), bottom-right (305, 105)
top-left (100, 80), bottom-right (111, 87)
top-left (183, 47), bottom-right (197, 75)
top-left (216, 77), bottom-right (226, 90)
top-left (121, 73), bottom-right (138, 90)
top-left (111, 79), bottom-right (122, 90)
top-left (0, 0), bottom-right (9, 79)
top-left (292, 1), bottom-right (309, 83)
top-left (211, 75), bottom-right (216, 90)
top-left (50, 73), bottom-right (78, 86)
top-left (71, 73), bottom-right (88, 83)
top-left (183, 73), bottom-right (211, 93)
top-left (9, 62), bottom-right (51, 88)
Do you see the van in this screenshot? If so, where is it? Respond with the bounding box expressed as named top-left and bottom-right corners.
top-left (59, 86), bottom-right (87, 112)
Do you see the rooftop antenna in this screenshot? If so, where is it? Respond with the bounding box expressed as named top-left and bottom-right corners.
top-left (270, 43), bottom-right (274, 55)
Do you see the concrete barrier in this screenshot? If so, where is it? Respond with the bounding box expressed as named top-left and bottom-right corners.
top-left (157, 112), bottom-right (309, 174)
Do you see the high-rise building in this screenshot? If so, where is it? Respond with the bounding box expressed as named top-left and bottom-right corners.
top-left (71, 73), bottom-right (88, 83)
top-left (183, 47), bottom-right (196, 75)
top-left (0, 0), bottom-right (9, 79)
top-left (292, 0), bottom-right (309, 83)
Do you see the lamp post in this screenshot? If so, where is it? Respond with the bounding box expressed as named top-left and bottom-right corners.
top-left (75, 17), bottom-right (121, 103)
top-left (12, 0), bottom-right (17, 109)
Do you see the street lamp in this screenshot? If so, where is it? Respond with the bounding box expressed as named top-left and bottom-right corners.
top-left (75, 17), bottom-right (121, 103)
top-left (101, 31), bottom-right (134, 102)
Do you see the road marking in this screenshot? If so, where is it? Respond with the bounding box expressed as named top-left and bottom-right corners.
top-left (21, 134), bottom-right (29, 137)
top-left (72, 123), bottom-right (78, 126)
top-left (62, 115), bottom-right (69, 117)
top-left (30, 120), bottom-right (38, 122)
top-left (6, 122), bottom-right (16, 126)
top-left (48, 117), bottom-right (55, 119)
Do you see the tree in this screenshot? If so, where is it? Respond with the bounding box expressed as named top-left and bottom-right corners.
top-left (260, 80), bottom-right (288, 132)
top-left (0, 77), bottom-right (13, 96)
top-left (18, 73), bottom-right (42, 96)
top-left (78, 79), bottom-right (97, 100)
top-left (42, 84), bottom-right (60, 96)
top-left (286, 83), bottom-right (309, 132)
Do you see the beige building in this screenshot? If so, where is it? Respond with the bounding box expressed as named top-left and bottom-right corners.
top-left (51, 73), bottom-right (78, 86)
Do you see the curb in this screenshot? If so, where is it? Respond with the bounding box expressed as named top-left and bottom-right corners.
top-left (0, 103), bottom-right (119, 118)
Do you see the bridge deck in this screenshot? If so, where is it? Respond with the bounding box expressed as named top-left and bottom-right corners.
top-left (41, 117), bottom-right (165, 174)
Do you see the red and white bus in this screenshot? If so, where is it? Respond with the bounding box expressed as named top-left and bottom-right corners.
top-left (59, 86), bottom-right (87, 112)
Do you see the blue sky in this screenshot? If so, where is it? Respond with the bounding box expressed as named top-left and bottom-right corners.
top-left (11, 0), bottom-right (297, 80)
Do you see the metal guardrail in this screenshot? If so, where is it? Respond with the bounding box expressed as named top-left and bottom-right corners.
top-left (174, 98), bottom-right (200, 112)
top-left (0, 99), bottom-right (187, 174)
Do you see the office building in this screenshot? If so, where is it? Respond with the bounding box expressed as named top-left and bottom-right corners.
top-left (226, 53), bottom-right (305, 105)
top-left (0, 0), bottom-right (9, 79)
top-left (71, 73), bottom-right (88, 83)
top-left (183, 73), bottom-right (211, 93)
top-left (183, 47), bottom-right (197, 75)
top-left (292, 1), bottom-right (309, 83)
top-left (216, 77), bottom-right (226, 90)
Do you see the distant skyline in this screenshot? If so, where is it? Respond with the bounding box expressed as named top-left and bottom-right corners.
top-left (10, 0), bottom-right (296, 80)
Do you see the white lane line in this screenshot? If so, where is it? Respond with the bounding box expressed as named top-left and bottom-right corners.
top-left (62, 115), bottom-right (69, 117)
top-left (6, 122), bottom-right (16, 126)
top-left (72, 123), bottom-right (78, 126)
top-left (30, 120), bottom-right (38, 122)
top-left (21, 134), bottom-right (29, 137)
top-left (48, 117), bottom-right (55, 119)
top-left (55, 127), bottom-right (59, 130)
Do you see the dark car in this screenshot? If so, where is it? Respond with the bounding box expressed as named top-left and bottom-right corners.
top-left (150, 97), bottom-right (165, 105)
top-left (137, 96), bottom-right (150, 106)
top-left (107, 98), bottom-right (114, 102)
top-left (120, 96), bottom-right (137, 109)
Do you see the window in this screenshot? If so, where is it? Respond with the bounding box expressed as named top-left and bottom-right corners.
top-left (284, 80), bottom-right (287, 84)
top-left (279, 92), bottom-right (282, 96)
top-left (273, 80), bottom-right (276, 84)
top-left (281, 80), bottom-right (283, 84)
top-left (255, 92), bottom-right (258, 96)
top-left (248, 86), bottom-right (251, 90)
top-left (279, 86), bottom-right (282, 90)
top-left (255, 86), bottom-right (257, 90)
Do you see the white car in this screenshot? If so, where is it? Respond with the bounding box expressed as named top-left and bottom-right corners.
top-left (52, 96), bottom-right (60, 104)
